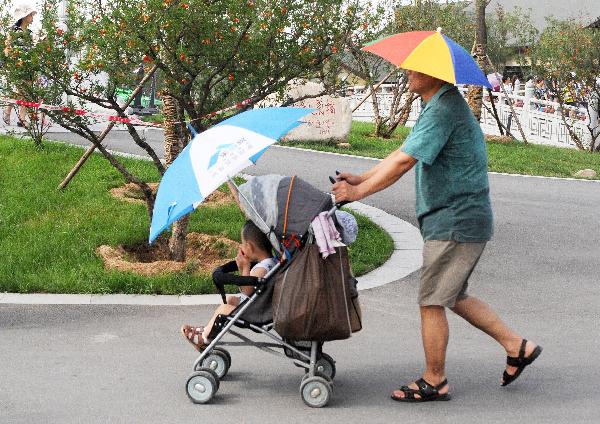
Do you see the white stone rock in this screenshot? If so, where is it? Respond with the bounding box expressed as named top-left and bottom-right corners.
top-left (259, 80), bottom-right (352, 142)
top-left (573, 169), bottom-right (598, 178)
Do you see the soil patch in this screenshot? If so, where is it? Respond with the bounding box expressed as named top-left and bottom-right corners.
top-left (486, 135), bottom-right (517, 144)
top-left (97, 233), bottom-right (239, 276)
top-left (110, 183), bottom-right (234, 207)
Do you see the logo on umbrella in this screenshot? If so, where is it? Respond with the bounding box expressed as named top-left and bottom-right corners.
top-left (208, 143), bottom-right (235, 169)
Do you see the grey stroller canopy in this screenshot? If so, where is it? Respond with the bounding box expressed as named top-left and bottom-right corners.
top-left (238, 175), bottom-right (333, 252)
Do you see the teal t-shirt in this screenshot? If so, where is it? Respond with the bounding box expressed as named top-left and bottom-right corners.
top-left (401, 84), bottom-right (493, 242)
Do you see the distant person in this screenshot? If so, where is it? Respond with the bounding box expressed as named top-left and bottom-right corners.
top-left (511, 75), bottom-right (521, 95)
top-left (503, 76), bottom-right (513, 95)
top-left (3, 2), bottom-right (36, 128)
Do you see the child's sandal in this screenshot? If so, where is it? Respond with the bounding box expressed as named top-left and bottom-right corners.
top-left (181, 324), bottom-right (209, 352)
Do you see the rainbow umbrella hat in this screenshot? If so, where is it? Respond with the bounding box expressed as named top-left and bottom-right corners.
top-left (362, 29), bottom-right (491, 88)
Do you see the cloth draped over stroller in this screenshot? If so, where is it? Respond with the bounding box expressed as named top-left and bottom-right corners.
top-left (237, 174), bottom-right (333, 254)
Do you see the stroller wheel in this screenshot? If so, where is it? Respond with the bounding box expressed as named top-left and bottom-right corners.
top-left (300, 376), bottom-right (332, 408)
top-left (186, 370), bottom-right (219, 404)
top-left (316, 353), bottom-right (336, 380)
top-left (302, 371), bottom-right (333, 386)
top-left (213, 348), bottom-right (232, 369)
top-left (198, 350), bottom-right (230, 379)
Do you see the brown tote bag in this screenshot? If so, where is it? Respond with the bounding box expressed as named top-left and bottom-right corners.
top-left (272, 244), bottom-right (362, 341)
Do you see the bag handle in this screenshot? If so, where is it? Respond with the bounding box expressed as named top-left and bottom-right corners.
top-left (282, 175), bottom-right (296, 239)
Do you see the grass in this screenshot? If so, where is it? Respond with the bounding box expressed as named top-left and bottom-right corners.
top-left (486, 139), bottom-right (600, 179)
top-left (283, 121), bottom-right (600, 180)
top-left (0, 137), bottom-right (393, 294)
top-left (284, 121), bottom-right (410, 159)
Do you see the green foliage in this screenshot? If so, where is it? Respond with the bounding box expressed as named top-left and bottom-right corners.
top-left (530, 19), bottom-right (600, 151)
top-left (0, 0), bottom-right (362, 129)
top-left (394, 0), bottom-right (474, 47)
top-left (487, 6), bottom-right (538, 71)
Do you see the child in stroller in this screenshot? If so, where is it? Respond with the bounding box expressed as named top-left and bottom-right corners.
top-left (181, 220), bottom-right (277, 351)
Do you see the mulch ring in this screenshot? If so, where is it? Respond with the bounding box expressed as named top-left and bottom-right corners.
top-left (485, 135), bottom-right (517, 144)
top-left (110, 183), bottom-right (234, 207)
top-left (96, 233), bottom-right (239, 276)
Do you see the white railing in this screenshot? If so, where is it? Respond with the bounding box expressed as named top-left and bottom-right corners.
top-left (349, 86), bottom-right (598, 149)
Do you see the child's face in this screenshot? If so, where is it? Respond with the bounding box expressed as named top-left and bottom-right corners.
top-left (239, 237), bottom-right (258, 261)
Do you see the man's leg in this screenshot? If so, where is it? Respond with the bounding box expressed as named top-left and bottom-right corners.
top-left (451, 295), bottom-right (538, 383)
top-left (421, 305), bottom-right (449, 386)
top-left (392, 305), bottom-right (450, 399)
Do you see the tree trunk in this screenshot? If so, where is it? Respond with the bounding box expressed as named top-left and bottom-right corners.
top-left (163, 94), bottom-right (190, 261)
top-left (466, 0), bottom-right (487, 121)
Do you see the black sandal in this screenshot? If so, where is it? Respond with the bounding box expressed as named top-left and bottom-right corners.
top-left (391, 378), bottom-right (451, 402)
top-left (502, 339), bottom-right (543, 386)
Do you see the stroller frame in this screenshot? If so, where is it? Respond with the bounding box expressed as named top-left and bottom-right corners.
top-left (186, 254), bottom-right (336, 408)
top-left (185, 204), bottom-right (344, 408)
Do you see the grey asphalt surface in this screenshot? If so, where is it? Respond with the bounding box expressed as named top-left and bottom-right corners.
top-left (2, 130), bottom-right (600, 423)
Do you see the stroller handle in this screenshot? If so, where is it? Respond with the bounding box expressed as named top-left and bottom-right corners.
top-left (328, 175), bottom-right (351, 216)
top-left (212, 261), bottom-right (263, 304)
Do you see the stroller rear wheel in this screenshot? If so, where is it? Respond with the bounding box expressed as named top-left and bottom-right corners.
top-left (300, 376), bottom-right (332, 408)
top-left (197, 350), bottom-right (230, 378)
top-left (315, 353), bottom-right (336, 380)
top-left (186, 370), bottom-right (219, 404)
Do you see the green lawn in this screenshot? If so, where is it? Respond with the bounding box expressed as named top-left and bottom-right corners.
top-left (283, 121), bottom-right (600, 180)
top-left (0, 137), bottom-right (393, 294)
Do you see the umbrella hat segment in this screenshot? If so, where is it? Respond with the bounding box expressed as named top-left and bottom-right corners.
top-left (148, 107), bottom-right (314, 244)
top-left (362, 31), bottom-right (491, 88)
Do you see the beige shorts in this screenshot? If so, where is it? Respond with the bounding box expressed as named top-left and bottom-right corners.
top-left (418, 240), bottom-right (486, 308)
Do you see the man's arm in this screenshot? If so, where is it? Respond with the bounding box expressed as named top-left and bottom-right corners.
top-left (332, 149), bottom-right (417, 202)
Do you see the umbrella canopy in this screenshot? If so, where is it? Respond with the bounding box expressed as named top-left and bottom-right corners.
top-left (149, 107), bottom-right (314, 243)
top-left (362, 30), bottom-right (491, 88)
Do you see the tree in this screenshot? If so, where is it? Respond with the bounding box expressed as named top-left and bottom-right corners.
top-left (343, 0), bottom-right (477, 139)
top-left (531, 19), bottom-right (600, 151)
top-left (486, 5), bottom-right (538, 75)
top-left (465, 0), bottom-right (487, 121)
top-left (339, 1), bottom-right (397, 138)
top-left (0, 0), bottom-right (362, 258)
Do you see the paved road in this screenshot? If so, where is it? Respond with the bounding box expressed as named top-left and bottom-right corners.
top-left (2, 131), bottom-right (600, 423)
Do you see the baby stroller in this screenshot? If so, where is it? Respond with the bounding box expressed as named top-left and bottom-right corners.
top-left (185, 175), bottom-right (361, 408)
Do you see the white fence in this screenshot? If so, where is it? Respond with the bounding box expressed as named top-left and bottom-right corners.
top-left (350, 86), bottom-right (599, 149)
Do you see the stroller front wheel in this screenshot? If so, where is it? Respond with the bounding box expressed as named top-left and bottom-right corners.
top-left (186, 370), bottom-right (219, 404)
top-left (300, 376), bottom-right (332, 408)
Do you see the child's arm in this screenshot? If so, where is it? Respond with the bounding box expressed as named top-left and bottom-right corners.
top-left (238, 265), bottom-right (268, 296)
top-left (236, 248), bottom-right (254, 296)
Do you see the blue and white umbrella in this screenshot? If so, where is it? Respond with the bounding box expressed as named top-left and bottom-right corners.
top-left (149, 107), bottom-right (314, 243)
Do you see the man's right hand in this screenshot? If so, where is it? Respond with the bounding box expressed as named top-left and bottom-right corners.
top-left (336, 172), bottom-right (363, 186)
